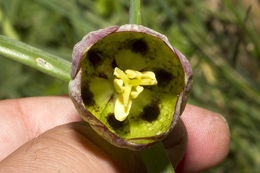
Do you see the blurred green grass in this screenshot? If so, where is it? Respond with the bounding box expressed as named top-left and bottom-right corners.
top-left (0, 0), bottom-right (259, 172)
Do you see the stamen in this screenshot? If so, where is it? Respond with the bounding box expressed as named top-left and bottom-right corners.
top-left (126, 70), bottom-right (142, 79)
top-left (113, 67), bottom-right (157, 121)
top-left (114, 79), bottom-right (124, 93)
top-left (123, 84), bottom-right (132, 106)
top-left (131, 86), bottom-right (144, 99)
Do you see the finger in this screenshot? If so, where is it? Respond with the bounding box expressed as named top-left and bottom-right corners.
top-left (172, 105), bottom-right (230, 173)
top-left (0, 122), bottom-right (146, 173)
top-left (0, 96), bottom-right (81, 160)
top-left (0, 97), bottom-right (230, 173)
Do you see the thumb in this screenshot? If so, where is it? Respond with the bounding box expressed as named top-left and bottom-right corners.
top-left (0, 122), bottom-right (146, 173)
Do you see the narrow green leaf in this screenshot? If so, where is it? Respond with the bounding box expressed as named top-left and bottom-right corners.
top-left (0, 35), bottom-right (71, 82)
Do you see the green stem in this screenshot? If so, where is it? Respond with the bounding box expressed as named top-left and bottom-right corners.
top-left (129, 0), bottom-right (141, 24)
top-left (129, 0), bottom-right (175, 172)
top-left (0, 35), bottom-right (71, 82)
top-left (140, 143), bottom-right (175, 173)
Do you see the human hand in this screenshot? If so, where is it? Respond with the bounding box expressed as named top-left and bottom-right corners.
top-left (0, 96), bottom-right (230, 173)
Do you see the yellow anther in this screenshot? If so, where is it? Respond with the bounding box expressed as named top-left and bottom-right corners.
top-left (131, 86), bottom-right (144, 99)
top-left (114, 79), bottom-right (124, 93)
top-left (142, 71), bottom-right (156, 79)
top-left (113, 67), bottom-right (157, 121)
top-left (140, 78), bottom-right (157, 85)
top-left (114, 67), bottom-right (128, 82)
top-left (125, 69), bottom-right (142, 79)
top-left (125, 70), bottom-right (137, 79)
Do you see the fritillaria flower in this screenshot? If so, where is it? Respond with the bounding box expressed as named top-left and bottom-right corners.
top-left (69, 24), bottom-right (192, 150)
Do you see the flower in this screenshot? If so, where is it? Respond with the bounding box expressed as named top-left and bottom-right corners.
top-left (69, 24), bottom-right (192, 150)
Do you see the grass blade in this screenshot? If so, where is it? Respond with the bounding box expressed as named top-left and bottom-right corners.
top-left (0, 35), bottom-right (71, 82)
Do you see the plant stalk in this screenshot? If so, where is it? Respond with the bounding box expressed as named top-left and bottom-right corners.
top-left (140, 143), bottom-right (175, 173)
top-left (129, 0), bottom-right (141, 24)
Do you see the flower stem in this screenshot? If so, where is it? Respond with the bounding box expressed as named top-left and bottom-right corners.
top-left (140, 142), bottom-right (176, 173)
top-left (129, 0), bottom-right (141, 24)
top-left (0, 35), bottom-right (71, 82)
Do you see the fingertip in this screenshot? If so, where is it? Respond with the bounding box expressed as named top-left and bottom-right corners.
top-left (177, 105), bottom-right (230, 173)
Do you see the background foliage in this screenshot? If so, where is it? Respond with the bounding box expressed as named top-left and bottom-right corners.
top-left (0, 0), bottom-right (259, 172)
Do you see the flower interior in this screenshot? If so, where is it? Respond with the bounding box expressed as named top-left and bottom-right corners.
top-left (80, 32), bottom-right (185, 144)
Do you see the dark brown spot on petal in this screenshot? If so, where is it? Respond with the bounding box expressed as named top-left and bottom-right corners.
top-left (141, 103), bottom-right (160, 122)
top-left (155, 69), bottom-right (174, 87)
top-left (87, 49), bottom-right (103, 67)
top-left (107, 113), bottom-right (124, 131)
top-left (131, 39), bottom-right (148, 54)
top-left (81, 84), bottom-right (95, 106)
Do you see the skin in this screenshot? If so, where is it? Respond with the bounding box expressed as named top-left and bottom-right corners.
top-left (0, 96), bottom-right (230, 173)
